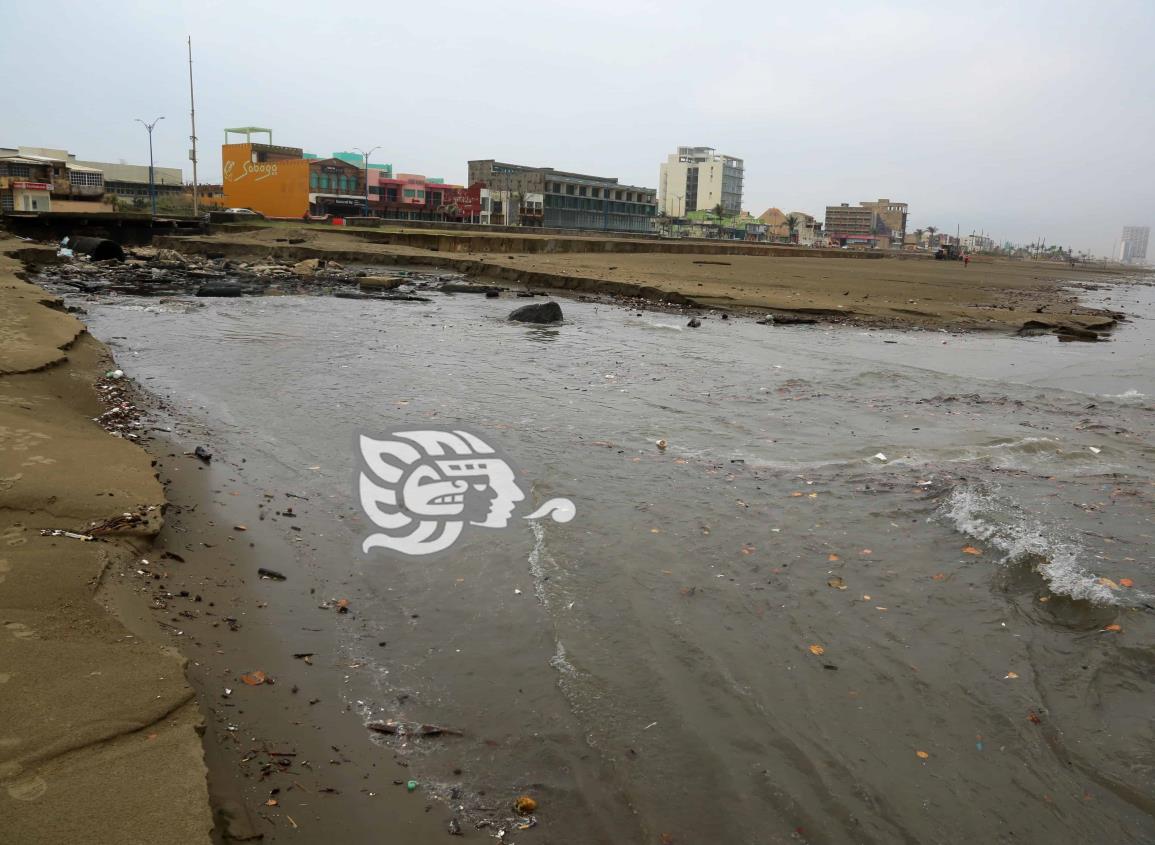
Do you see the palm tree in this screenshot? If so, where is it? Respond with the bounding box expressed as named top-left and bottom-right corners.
top-left (925, 225), bottom-right (938, 246)
top-left (913, 227), bottom-right (925, 243)
top-left (712, 203), bottom-right (725, 239)
top-left (784, 214), bottom-right (800, 244)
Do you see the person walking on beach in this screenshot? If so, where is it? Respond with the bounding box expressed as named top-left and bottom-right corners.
top-left (964, 254), bottom-right (970, 267)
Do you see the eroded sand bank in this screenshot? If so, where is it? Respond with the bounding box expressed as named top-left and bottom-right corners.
top-left (0, 236), bottom-right (211, 844)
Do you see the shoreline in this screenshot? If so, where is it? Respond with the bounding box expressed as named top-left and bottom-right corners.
top-left (114, 392), bottom-right (455, 843)
top-left (152, 224), bottom-right (1139, 337)
top-left (5, 226), bottom-right (1152, 842)
top-left (0, 235), bottom-right (212, 843)
top-left (0, 234), bottom-right (452, 842)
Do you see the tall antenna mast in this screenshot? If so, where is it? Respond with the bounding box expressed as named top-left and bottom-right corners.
top-left (188, 36), bottom-right (199, 216)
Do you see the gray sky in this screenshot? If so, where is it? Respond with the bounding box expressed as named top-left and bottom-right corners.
top-left (4, 0), bottom-right (1152, 255)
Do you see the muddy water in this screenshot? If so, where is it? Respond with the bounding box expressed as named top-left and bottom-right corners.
top-left (80, 280), bottom-right (1155, 844)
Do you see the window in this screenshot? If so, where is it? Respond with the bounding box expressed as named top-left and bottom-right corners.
top-left (565, 184), bottom-right (574, 195)
top-left (310, 173), bottom-right (318, 190)
top-left (403, 189), bottom-right (415, 198)
top-left (69, 171), bottom-right (103, 187)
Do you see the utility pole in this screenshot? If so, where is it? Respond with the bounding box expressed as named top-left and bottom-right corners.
top-left (353, 146), bottom-right (381, 217)
top-left (188, 36), bottom-right (199, 216)
top-left (135, 116), bottom-right (164, 217)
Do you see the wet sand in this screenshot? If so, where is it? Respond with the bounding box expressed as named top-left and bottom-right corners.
top-left (111, 415), bottom-right (460, 842)
top-left (159, 225), bottom-right (1132, 334)
top-left (0, 237), bottom-right (211, 843)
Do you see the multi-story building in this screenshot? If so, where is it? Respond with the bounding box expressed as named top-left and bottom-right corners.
top-left (1117, 226), bottom-right (1149, 264)
top-left (0, 149), bottom-right (58, 212)
top-left (223, 130), bottom-right (465, 219)
top-left (468, 160), bottom-right (656, 233)
top-left (963, 233), bottom-right (996, 253)
top-left (659, 147), bottom-right (744, 217)
top-left (1, 145), bottom-right (183, 212)
top-left (824, 198), bottom-right (907, 248)
top-left (858, 199), bottom-right (907, 247)
top-left (757, 208), bottom-right (821, 244)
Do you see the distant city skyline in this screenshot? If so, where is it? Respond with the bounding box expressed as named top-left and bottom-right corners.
top-left (2, 0), bottom-right (1152, 257)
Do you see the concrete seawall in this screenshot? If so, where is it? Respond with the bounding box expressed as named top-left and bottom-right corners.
top-left (335, 227), bottom-right (887, 258)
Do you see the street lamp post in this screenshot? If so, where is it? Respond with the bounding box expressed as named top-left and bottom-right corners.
top-left (353, 146), bottom-right (381, 217)
top-left (135, 116), bottom-right (164, 216)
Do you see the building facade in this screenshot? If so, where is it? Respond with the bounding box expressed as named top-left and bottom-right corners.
top-left (468, 160), bottom-right (656, 233)
top-left (1, 146), bottom-right (183, 212)
top-left (1117, 226), bottom-right (1150, 264)
top-left (659, 147), bottom-right (744, 217)
top-left (222, 141), bottom-right (313, 217)
top-left (824, 198), bottom-right (907, 248)
top-left (0, 152), bottom-right (56, 212)
top-left (756, 208), bottom-right (820, 244)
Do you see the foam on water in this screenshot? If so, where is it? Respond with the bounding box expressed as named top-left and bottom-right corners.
top-left (940, 482), bottom-right (1146, 606)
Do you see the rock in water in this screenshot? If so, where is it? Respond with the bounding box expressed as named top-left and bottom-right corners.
top-left (196, 283), bottom-right (243, 297)
top-left (687, 317), bottom-right (701, 328)
top-left (292, 258), bottom-right (323, 276)
top-left (508, 301), bottom-right (563, 324)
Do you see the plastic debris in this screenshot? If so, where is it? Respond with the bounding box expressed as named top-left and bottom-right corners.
top-left (367, 720), bottom-right (463, 738)
top-left (406, 780), bottom-right (418, 792)
top-left (39, 529), bottom-right (95, 541)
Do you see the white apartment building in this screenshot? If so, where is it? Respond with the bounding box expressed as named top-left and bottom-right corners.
top-left (1117, 225), bottom-right (1149, 264)
top-left (658, 146), bottom-right (743, 217)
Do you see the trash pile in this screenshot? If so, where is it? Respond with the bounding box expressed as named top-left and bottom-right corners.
top-left (93, 369), bottom-right (147, 439)
top-left (37, 241), bottom-right (471, 301)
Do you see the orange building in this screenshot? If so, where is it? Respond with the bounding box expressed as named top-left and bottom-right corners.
top-left (222, 132), bottom-right (310, 217)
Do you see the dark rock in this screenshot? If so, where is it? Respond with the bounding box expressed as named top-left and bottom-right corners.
top-left (757, 313), bottom-right (818, 326)
top-left (509, 301), bottom-right (563, 323)
top-left (193, 446), bottom-right (212, 463)
top-left (258, 568), bottom-right (287, 581)
top-left (196, 283), bottom-right (244, 297)
top-left (687, 318), bottom-right (701, 328)
top-left (441, 283), bottom-right (500, 294)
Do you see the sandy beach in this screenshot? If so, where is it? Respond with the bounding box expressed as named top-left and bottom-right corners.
top-left (0, 236), bottom-right (211, 843)
top-left (156, 224), bottom-right (1131, 336)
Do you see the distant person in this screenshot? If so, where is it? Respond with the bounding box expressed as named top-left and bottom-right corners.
top-left (964, 255), bottom-right (970, 267)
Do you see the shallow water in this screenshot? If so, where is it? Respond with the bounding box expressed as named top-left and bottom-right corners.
top-left (80, 279), bottom-right (1155, 843)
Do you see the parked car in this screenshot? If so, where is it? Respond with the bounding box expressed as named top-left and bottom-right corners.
top-left (224, 208), bottom-right (265, 218)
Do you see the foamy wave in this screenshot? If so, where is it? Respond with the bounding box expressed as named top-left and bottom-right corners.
top-left (940, 482), bottom-right (1143, 606)
top-left (1101, 388), bottom-right (1146, 401)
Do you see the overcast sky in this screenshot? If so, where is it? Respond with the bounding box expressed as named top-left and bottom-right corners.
top-left (4, 0), bottom-right (1152, 255)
